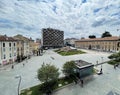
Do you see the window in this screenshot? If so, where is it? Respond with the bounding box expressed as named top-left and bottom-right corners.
top-left (17, 48), bottom-right (19, 51)
top-left (9, 48), bottom-right (11, 51)
top-left (4, 54), bottom-right (6, 59)
top-left (14, 43), bottom-right (16, 46)
top-left (10, 53), bottom-right (12, 58)
top-left (3, 43), bottom-right (5, 47)
top-left (9, 43), bottom-right (11, 47)
top-left (3, 48), bottom-right (5, 52)
top-left (14, 53), bottom-right (16, 56)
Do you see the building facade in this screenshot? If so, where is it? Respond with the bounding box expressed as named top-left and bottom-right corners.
top-left (36, 38), bottom-right (41, 43)
top-left (16, 39), bottom-right (24, 61)
top-left (32, 42), bottom-right (41, 55)
top-left (0, 35), bottom-right (17, 65)
top-left (75, 36), bottom-right (120, 52)
top-left (14, 35), bottom-right (30, 58)
top-left (29, 38), bottom-right (35, 56)
top-left (41, 28), bottom-right (64, 48)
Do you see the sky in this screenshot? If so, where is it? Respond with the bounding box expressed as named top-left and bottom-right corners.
top-left (0, 0), bottom-right (120, 40)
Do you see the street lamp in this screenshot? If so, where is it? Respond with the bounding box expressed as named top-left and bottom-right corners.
top-left (15, 75), bottom-right (21, 95)
top-left (96, 60), bottom-right (98, 65)
top-left (100, 57), bottom-right (103, 74)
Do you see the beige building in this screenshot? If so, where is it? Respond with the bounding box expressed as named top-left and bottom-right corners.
top-left (0, 35), bottom-right (17, 65)
top-left (14, 35), bottom-right (30, 58)
top-left (29, 38), bottom-right (35, 55)
top-left (75, 36), bottom-right (120, 52)
top-left (15, 39), bottom-right (24, 59)
top-left (32, 42), bottom-right (40, 55)
top-left (33, 42), bottom-right (40, 51)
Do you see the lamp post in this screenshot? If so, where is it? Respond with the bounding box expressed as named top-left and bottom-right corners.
top-left (96, 60), bottom-right (98, 65)
top-left (100, 57), bottom-right (103, 74)
top-left (15, 75), bottom-right (21, 95)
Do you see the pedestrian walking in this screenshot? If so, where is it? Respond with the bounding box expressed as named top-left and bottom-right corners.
top-left (114, 64), bottom-right (116, 69)
top-left (100, 68), bottom-right (103, 74)
top-left (81, 79), bottom-right (84, 87)
top-left (11, 65), bottom-right (14, 69)
top-left (116, 64), bottom-right (119, 67)
top-left (23, 63), bottom-right (25, 67)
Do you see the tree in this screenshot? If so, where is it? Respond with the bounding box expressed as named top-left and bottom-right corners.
top-left (108, 51), bottom-right (120, 65)
top-left (37, 63), bottom-right (59, 83)
top-left (39, 80), bottom-right (58, 94)
top-left (101, 31), bottom-right (112, 38)
top-left (62, 61), bottom-right (76, 76)
top-left (37, 63), bottom-right (59, 94)
top-left (88, 35), bottom-right (96, 39)
top-left (81, 37), bottom-right (85, 39)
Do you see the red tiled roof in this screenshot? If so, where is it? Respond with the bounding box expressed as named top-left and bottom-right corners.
top-left (0, 35), bottom-right (17, 41)
top-left (75, 36), bottom-right (120, 42)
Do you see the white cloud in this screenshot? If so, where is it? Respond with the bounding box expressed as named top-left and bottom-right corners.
top-left (0, 0), bottom-right (120, 39)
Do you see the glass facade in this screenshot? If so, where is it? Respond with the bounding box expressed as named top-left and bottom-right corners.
top-left (77, 66), bottom-right (93, 78)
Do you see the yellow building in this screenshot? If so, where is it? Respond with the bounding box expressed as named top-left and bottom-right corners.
top-left (32, 42), bottom-right (40, 55)
top-left (15, 39), bottom-right (24, 57)
top-left (14, 35), bottom-right (30, 58)
top-left (75, 36), bottom-right (120, 52)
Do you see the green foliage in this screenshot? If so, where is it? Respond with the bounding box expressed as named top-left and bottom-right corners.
top-left (101, 31), bottom-right (112, 38)
top-left (108, 60), bottom-right (117, 65)
top-left (62, 61), bottom-right (76, 76)
top-left (89, 35), bottom-right (96, 38)
top-left (55, 49), bottom-right (85, 56)
top-left (58, 76), bottom-right (74, 85)
top-left (108, 53), bottom-right (118, 59)
top-left (37, 63), bottom-right (59, 83)
top-left (39, 80), bottom-right (57, 94)
top-left (20, 76), bottom-right (74, 95)
top-left (108, 51), bottom-right (120, 65)
top-left (20, 84), bottom-right (42, 95)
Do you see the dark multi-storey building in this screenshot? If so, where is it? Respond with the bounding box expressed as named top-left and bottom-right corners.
top-left (41, 28), bottom-right (64, 48)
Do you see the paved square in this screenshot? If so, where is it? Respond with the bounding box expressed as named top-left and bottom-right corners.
top-left (0, 49), bottom-right (119, 95)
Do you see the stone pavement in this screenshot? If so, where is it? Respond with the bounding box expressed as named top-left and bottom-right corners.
top-left (53, 64), bottom-right (120, 95)
top-left (0, 49), bottom-right (116, 95)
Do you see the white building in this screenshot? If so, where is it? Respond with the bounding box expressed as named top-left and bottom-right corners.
top-left (0, 36), bottom-right (17, 65)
